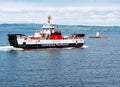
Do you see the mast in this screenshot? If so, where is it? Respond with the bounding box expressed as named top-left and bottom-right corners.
top-left (48, 15), bottom-right (51, 25)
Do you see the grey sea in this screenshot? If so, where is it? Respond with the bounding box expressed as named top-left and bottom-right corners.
top-left (0, 24), bottom-right (120, 87)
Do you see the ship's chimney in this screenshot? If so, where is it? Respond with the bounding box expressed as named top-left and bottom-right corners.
top-left (48, 15), bottom-right (51, 25)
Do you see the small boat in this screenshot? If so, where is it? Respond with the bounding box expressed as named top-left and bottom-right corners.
top-left (89, 32), bottom-right (102, 38)
top-left (8, 16), bottom-right (85, 50)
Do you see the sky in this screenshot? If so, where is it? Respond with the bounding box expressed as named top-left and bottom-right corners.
top-left (0, 0), bottom-right (120, 26)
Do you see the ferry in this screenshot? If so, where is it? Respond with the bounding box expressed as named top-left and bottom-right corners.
top-left (8, 16), bottom-right (85, 50)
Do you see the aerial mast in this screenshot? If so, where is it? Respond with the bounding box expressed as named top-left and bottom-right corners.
top-left (48, 15), bottom-right (51, 25)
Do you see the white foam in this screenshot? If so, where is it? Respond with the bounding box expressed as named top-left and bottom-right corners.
top-left (63, 47), bottom-right (74, 50)
top-left (64, 46), bottom-right (88, 49)
top-left (81, 45), bottom-right (88, 49)
top-left (0, 46), bottom-right (23, 51)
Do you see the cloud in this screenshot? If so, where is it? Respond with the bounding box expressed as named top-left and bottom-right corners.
top-left (0, 2), bottom-right (120, 26)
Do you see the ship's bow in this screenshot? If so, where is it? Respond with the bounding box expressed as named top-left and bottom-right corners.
top-left (8, 34), bottom-right (19, 47)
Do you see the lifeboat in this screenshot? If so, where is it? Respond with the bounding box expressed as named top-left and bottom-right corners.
top-left (8, 16), bottom-right (85, 49)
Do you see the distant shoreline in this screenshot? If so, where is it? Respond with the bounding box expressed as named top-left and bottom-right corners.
top-left (0, 23), bottom-right (120, 28)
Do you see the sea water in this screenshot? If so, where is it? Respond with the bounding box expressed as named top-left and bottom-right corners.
top-left (0, 24), bottom-right (120, 87)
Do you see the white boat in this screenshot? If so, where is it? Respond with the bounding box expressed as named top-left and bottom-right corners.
top-left (8, 16), bottom-right (85, 50)
top-left (89, 32), bottom-right (102, 38)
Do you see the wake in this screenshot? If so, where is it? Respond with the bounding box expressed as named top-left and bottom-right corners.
top-left (0, 45), bottom-right (88, 51)
top-left (0, 46), bottom-right (23, 51)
